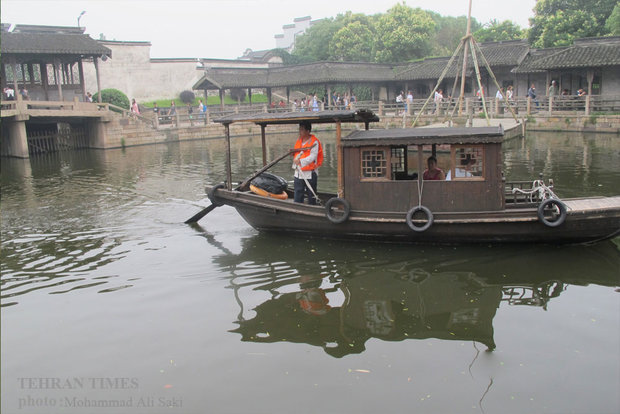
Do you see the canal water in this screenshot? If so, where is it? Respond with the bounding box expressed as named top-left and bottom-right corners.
top-left (1, 130), bottom-right (619, 414)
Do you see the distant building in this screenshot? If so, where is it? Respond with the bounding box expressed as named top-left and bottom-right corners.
top-left (238, 48), bottom-right (283, 66)
top-left (274, 16), bottom-right (322, 52)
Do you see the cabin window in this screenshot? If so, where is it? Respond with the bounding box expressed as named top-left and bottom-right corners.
top-left (361, 148), bottom-right (388, 180)
top-left (448, 145), bottom-right (484, 180)
top-left (390, 147), bottom-right (406, 178)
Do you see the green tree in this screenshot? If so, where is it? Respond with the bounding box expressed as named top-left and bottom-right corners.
top-left (428, 13), bottom-right (481, 56)
top-left (474, 19), bottom-right (525, 42)
top-left (293, 18), bottom-right (343, 61)
top-left (374, 3), bottom-right (435, 62)
top-left (605, 3), bottom-right (620, 35)
top-left (329, 19), bottom-right (376, 61)
top-left (528, 0), bottom-right (618, 47)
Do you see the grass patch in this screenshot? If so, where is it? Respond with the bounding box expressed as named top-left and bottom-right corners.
top-left (141, 94), bottom-right (268, 108)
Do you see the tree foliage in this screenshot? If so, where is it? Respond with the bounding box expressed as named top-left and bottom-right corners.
top-left (292, 4), bottom-right (435, 63)
top-left (474, 19), bottom-right (526, 42)
top-left (428, 13), bottom-right (481, 56)
top-left (374, 4), bottom-right (435, 62)
top-left (605, 3), bottom-right (620, 35)
top-left (293, 17), bottom-right (343, 62)
top-left (528, 0), bottom-right (618, 47)
top-left (329, 20), bottom-right (375, 61)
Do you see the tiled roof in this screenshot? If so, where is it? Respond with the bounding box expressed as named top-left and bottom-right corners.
top-left (395, 40), bottom-right (529, 81)
top-left (198, 67), bottom-right (270, 89)
top-left (268, 62), bottom-right (395, 86)
top-left (194, 62), bottom-right (395, 89)
top-left (394, 57), bottom-right (460, 80)
top-left (477, 40), bottom-right (530, 66)
top-left (513, 37), bottom-right (620, 73)
top-left (511, 47), bottom-right (568, 73)
top-left (521, 43), bottom-right (620, 70)
top-left (1, 32), bottom-right (111, 56)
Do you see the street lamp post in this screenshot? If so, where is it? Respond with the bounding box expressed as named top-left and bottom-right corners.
top-left (77, 11), bottom-right (86, 28)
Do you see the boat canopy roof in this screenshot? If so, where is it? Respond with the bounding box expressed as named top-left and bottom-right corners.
top-left (213, 109), bottom-right (380, 126)
top-left (343, 126), bottom-right (505, 147)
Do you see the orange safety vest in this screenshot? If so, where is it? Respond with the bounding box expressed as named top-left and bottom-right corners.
top-left (294, 135), bottom-right (323, 171)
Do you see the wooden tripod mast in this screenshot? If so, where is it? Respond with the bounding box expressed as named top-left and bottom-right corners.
top-left (412, 0), bottom-right (521, 128)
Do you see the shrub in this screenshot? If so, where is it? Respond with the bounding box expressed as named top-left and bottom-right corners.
top-left (229, 88), bottom-right (246, 102)
top-left (180, 90), bottom-right (195, 104)
top-left (93, 88), bottom-right (130, 109)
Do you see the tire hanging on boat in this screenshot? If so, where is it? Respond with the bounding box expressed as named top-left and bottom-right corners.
top-left (537, 198), bottom-right (567, 227)
top-left (406, 206), bottom-right (433, 232)
top-left (249, 184), bottom-right (288, 200)
top-left (325, 197), bottom-right (351, 224)
top-left (208, 183), bottom-right (226, 207)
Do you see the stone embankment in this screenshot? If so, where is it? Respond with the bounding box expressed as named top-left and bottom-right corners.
top-left (108, 113), bottom-right (620, 149)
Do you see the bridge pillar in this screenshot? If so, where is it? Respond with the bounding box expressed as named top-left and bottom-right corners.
top-left (2, 118), bottom-right (30, 158)
top-left (87, 118), bottom-right (109, 149)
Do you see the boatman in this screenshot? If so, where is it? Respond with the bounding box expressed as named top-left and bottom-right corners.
top-left (292, 121), bottom-right (323, 205)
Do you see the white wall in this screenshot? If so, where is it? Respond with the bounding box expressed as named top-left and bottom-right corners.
top-left (83, 41), bottom-right (272, 104)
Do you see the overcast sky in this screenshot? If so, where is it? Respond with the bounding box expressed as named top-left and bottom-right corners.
top-left (1, 0), bottom-right (537, 60)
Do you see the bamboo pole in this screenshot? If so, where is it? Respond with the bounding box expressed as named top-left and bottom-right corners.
top-left (468, 37), bottom-right (490, 126)
top-left (457, 0), bottom-right (474, 116)
top-left (411, 40), bottom-right (464, 127)
top-left (471, 38), bottom-right (522, 126)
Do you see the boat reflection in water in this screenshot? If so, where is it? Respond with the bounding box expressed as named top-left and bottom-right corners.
top-left (199, 229), bottom-right (619, 358)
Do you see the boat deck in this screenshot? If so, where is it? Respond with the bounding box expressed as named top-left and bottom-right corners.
top-left (564, 196), bottom-right (620, 212)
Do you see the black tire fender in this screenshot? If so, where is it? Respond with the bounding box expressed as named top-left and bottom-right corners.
top-left (537, 198), bottom-right (567, 227)
top-left (406, 206), bottom-right (433, 232)
top-left (325, 197), bottom-right (351, 224)
top-left (208, 183), bottom-right (226, 207)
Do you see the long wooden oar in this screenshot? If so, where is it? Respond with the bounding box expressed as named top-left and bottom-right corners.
top-left (185, 149), bottom-right (295, 224)
top-left (184, 203), bottom-right (219, 224)
top-left (235, 148), bottom-right (296, 191)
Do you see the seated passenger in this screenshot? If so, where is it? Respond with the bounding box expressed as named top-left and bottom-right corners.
top-left (422, 156), bottom-right (445, 181)
top-left (446, 158), bottom-right (475, 181)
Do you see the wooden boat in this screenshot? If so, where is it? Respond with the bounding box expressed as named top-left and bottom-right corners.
top-left (196, 110), bottom-right (620, 244)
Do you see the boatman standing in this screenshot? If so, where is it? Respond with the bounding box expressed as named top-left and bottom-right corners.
top-left (292, 121), bottom-right (323, 205)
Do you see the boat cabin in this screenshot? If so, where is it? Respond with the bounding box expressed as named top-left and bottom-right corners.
top-left (341, 127), bottom-right (505, 213)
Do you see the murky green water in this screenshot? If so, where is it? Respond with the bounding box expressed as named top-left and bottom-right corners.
top-left (2, 130), bottom-right (619, 414)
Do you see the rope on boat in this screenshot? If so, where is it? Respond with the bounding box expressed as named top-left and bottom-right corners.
top-left (417, 177), bottom-right (424, 207)
top-left (511, 179), bottom-right (560, 203)
top-left (296, 165), bottom-right (322, 206)
top-left (512, 179), bottom-right (569, 227)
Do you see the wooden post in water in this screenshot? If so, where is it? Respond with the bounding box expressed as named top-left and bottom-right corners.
top-left (336, 121), bottom-right (343, 198)
top-left (260, 124), bottom-right (267, 166)
top-left (225, 124), bottom-right (232, 190)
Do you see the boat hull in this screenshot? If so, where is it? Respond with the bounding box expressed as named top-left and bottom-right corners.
top-left (207, 186), bottom-right (620, 244)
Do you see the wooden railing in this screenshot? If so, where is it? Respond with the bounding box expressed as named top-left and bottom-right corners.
top-left (3, 95), bottom-right (619, 129)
